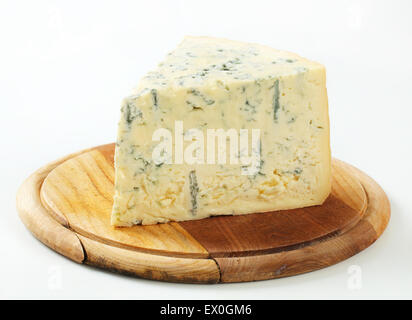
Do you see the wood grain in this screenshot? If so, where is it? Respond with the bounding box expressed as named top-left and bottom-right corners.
top-left (215, 219), bottom-right (377, 282)
top-left (335, 159), bottom-right (390, 236)
top-left (78, 235), bottom-right (220, 283)
top-left (17, 143), bottom-right (390, 283)
top-left (180, 195), bottom-right (363, 258)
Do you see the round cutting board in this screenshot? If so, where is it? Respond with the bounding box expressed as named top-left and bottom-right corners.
top-left (16, 143), bottom-right (390, 283)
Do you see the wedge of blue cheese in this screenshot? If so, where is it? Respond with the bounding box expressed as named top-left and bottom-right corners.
top-left (112, 36), bottom-right (331, 226)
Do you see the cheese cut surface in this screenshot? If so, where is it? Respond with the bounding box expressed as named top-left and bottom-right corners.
top-left (112, 36), bottom-right (331, 226)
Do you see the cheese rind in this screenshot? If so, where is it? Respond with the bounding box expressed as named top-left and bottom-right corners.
top-left (112, 37), bottom-right (331, 226)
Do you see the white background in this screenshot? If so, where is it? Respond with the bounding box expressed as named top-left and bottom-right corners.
top-left (1, 0), bottom-right (411, 299)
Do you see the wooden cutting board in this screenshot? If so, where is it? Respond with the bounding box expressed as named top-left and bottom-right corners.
top-left (16, 143), bottom-right (390, 283)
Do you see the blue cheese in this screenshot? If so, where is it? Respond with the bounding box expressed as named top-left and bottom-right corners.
top-left (112, 36), bottom-right (331, 226)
